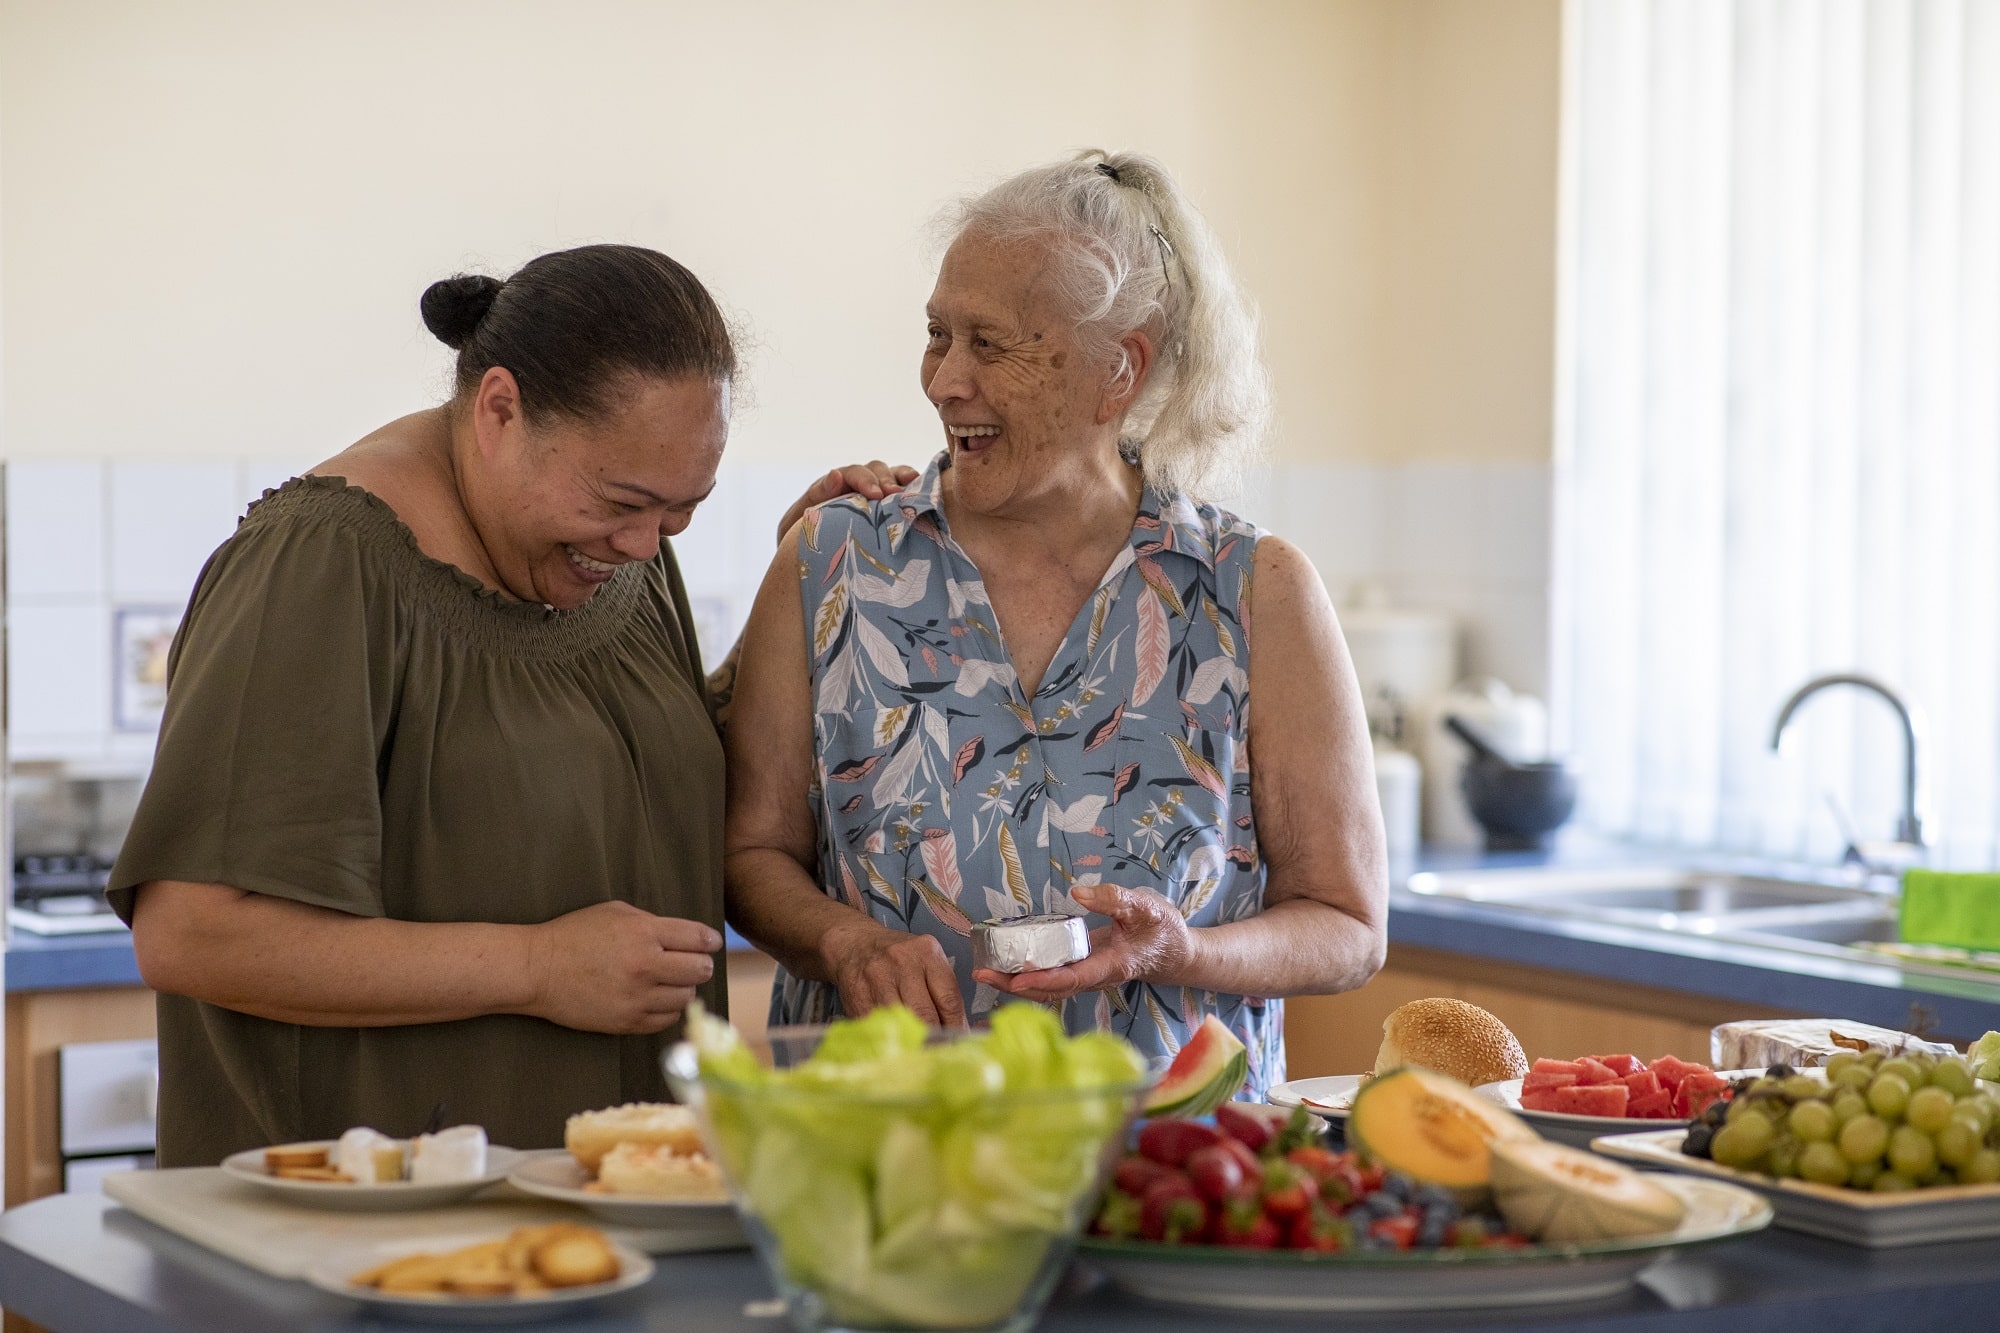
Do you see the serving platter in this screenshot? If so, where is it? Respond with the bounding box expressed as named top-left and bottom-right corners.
top-left (220, 1142), bottom-right (524, 1211)
top-left (1078, 1176), bottom-right (1769, 1312)
top-left (1593, 1129), bottom-right (2000, 1247)
top-left (1473, 1069), bottom-right (1775, 1149)
top-left (303, 1231), bottom-right (653, 1323)
top-left (1265, 1074), bottom-right (1364, 1122)
top-left (506, 1150), bottom-right (744, 1243)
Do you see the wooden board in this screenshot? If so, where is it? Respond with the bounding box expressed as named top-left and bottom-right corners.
top-left (102, 1169), bottom-right (740, 1278)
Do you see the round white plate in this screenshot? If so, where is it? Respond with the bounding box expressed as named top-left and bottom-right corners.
top-left (505, 1150), bottom-right (742, 1236)
top-left (1079, 1176), bottom-right (1770, 1312)
top-left (1476, 1068), bottom-right (1797, 1149)
top-left (304, 1231), bottom-right (653, 1323)
top-left (1266, 1074), bottom-right (1365, 1121)
top-left (221, 1142), bottom-right (523, 1211)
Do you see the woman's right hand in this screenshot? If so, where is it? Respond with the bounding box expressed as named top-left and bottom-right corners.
top-left (527, 901), bottom-right (721, 1035)
top-left (821, 919), bottom-right (967, 1028)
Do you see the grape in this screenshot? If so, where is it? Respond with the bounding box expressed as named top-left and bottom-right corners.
top-left (1830, 1090), bottom-right (1869, 1126)
top-left (1931, 1059), bottom-right (1975, 1098)
top-left (1767, 1136), bottom-right (1803, 1178)
top-left (1799, 1141), bottom-right (1849, 1186)
top-left (1832, 1063), bottom-right (1875, 1093)
top-left (1727, 1098), bottom-right (1773, 1126)
top-left (1872, 1171), bottom-right (1916, 1192)
top-left (1848, 1159), bottom-right (1883, 1189)
top-left (1748, 1076), bottom-right (1783, 1097)
top-left (1867, 1072), bottom-right (1911, 1120)
top-left (1766, 1063), bottom-right (1798, 1080)
top-left (1709, 1123), bottom-right (1765, 1170)
top-left (1949, 1099), bottom-right (1994, 1137)
top-left (1788, 1100), bottom-right (1837, 1143)
top-left (1961, 1149), bottom-right (2000, 1185)
top-left (1839, 1114), bottom-right (1890, 1164)
top-left (1783, 1075), bottom-right (1823, 1102)
top-left (1878, 1057), bottom-right (1922, 1088)
top-left (1936, 1120), bottom-right (1981, 1170)
top-left (1825, 1051), bottom-right (1861, 1081)
top-left (1888, 1125), bottom-right (1938, 1179)
top-left (1907, 1086), bottom-right (1955, 1134)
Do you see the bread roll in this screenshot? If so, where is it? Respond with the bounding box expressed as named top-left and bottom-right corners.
top-left (563, 1102), bottom-right (703, 1172)
top-left (1374, 998), bottom-right (1528, 1087)
top-left (594, 1141), bottom-right (729, 1200)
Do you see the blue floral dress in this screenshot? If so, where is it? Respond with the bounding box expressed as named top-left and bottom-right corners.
top-left (769, 453), bottom-right (1283, 1097)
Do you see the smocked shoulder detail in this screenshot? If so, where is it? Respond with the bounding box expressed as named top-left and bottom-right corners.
top-left (241, 474), bottom-right (651, 660)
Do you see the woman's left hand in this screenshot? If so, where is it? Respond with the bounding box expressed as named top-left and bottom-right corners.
top-left (775, 461), bottom-right (919, 545)
top-left (971, 882), bottom-right (1197, 1004)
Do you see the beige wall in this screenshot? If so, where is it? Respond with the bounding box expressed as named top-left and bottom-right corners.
top-left (0, 0), bottom-right (1559, 469)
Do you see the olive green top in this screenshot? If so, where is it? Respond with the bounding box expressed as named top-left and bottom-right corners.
top-left (108, 475), bottom-right (727, 1167)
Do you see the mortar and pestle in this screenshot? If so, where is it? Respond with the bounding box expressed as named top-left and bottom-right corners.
top-left (1444, 714), bottom-right (1578, 851)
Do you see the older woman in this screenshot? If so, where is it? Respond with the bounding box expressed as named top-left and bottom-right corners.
top-left (726, 153), bottom-right (1388, 1096)
top-left (113, 244), bottom-right (909, 1164)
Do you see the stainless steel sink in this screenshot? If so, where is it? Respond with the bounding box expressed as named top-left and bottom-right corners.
top-left (1403, 864), bottom-right (1892, 934)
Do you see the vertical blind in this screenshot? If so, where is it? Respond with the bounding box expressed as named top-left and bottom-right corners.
top-left (1555, 0), bottom-right (2000, 866)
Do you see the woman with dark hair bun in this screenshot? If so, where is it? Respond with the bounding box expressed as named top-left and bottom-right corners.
top-left (107, 243), bottom-right (912, 1165)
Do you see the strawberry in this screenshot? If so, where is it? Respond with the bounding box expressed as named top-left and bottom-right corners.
top-left (1137, 1119), bottom-right (1222, 1168)
top-left (1260, 1158), bottom-right (1318, 1223)
top-left (1185, 1144), bottom-right (1256, 1204)
top-left (1091, 1188), bottom-right (1143, 1239)
top-left (1112, 1154), bottom-right (1181, 1198)
top-left (1212, 1198), bottom-right (1282, 1248)
top-left (1370, 1214), bottom-right (1419, 1250)
top-left (1139, 1175), bottom-right (1207, 1244)
top-left (1287, 1204), bottom-right (1352, 1252)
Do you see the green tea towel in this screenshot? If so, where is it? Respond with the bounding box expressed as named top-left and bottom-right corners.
top-left (1900, 869), bottom-right (2000, 951)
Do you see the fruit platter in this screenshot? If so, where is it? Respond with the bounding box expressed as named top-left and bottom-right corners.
top-left (1080, 1066), bottom-right (1771, 1312)
top-left (1596, 1048), bottom-right (2000, 1246)
top-left (1477, 1053), bottom-right (1748, 1148)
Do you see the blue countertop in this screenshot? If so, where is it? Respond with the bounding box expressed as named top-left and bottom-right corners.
top-left (3, 1191), bottom-right (1998, 1332)
top-left (13, 846), bottom-right (2000, 1044)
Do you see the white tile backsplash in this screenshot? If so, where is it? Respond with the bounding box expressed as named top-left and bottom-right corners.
top-left (3, 455), bottom-right (1559, 763)
top-left (107, 463), bottom-right (241, 603)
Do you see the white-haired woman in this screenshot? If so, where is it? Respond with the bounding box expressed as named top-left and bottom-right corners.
top-left (725, 151), bottom-right (1386, 1095)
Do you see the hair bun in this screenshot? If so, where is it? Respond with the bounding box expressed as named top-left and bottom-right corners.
top-left (419, 274), bottom-right (504, 350)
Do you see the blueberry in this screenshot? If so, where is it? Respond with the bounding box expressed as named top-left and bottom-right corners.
top-left (1378, 1174), bottom-right (1412, 1201)
top-left (1418, 1220), bottom-right (1449, 1248)
top-left (1415, 1186), bottom-right (1459, 1215)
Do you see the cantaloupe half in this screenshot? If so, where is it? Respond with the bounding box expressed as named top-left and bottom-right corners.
top-left (1490, 1139), bottom-right (1688, 1243)
top-left (1346, 1067), bottom-right (1537, 1201)
top-left (1141, 1015), bottom-right (1248, 1117)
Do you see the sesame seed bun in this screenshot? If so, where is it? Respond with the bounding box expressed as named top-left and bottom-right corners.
top-left (1374, 998), bottom-right (1528, 1087)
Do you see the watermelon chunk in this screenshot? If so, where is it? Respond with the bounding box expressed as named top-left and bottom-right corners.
top-left (1595, 1054), bottom-right (1644, 1077)
top-left (1576, 1058), bottom-right (1620, 1086)
top-left (1523, 1069), bottom-right (1580, 1092)
top-left (1141, 1014), bottom-right (1247, 1117)
top-left (1674, 1071), bottom-right (1732, 1118)
top-left (1621, 1070), bottom-right (1663, 1099)
top-left (1530, 1058), bottom-right (1587, 1077)
top-left (1552, 1084), bottom-right (1629, 1117)
top-left (1519, 1087), bottom-right (1566, 1113)
top-left (1650, 1055), bottom-right (1703, 1090)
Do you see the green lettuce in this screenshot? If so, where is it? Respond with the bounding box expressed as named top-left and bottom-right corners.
top-left (1970, 1030), bottom-right (2000, 1081)
top-left (691, 1003), bottom-right (1144, 1330)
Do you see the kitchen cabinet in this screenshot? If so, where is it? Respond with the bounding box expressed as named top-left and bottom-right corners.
top-left (4, 987), bottom-right (155, 1210)
top-left (1283, 943), bottom-right (1799, 1078)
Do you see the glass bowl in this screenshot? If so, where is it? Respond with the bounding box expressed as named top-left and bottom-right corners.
top-left (666, 1024), bottom-right (1145, 1333)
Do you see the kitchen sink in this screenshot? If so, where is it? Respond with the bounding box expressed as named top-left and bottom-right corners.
top-left (1404, 863), bottom-right (1892, 934)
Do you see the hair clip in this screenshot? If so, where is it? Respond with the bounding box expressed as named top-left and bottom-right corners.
top-left (1096, 161), bottom-right (1122, 183)
top-left (1149, 224), bottom-right (1175, 288)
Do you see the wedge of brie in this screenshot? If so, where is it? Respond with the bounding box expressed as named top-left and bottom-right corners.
top-left (409, 1124), bottom-right (488, 1183)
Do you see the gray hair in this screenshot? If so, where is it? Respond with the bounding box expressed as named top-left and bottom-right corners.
top-left (937, 149), bottom-right (1270, 502)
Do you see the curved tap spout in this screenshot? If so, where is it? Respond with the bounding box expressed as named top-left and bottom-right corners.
top-left (1769, 673), bottom-right (1924, 848)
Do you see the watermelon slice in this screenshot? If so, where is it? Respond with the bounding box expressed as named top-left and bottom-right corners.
top-left (1650, 1055), bottom-right (1702, 1090)
top-left (1674, 1071), bottom-right (1732, 1118)
top-left (1621, 1070), bottom-right (1663, 1099)
top-left (1519, 1087), bottom-right (1566, 1113)
top-left (1141, 1014), bottom-right (1247, 1117)
top-left (1523, 1068), bottom-right (1580, 1092)
top-left (1552, 1084), bottom-right (1629, 1117)
top-left (1576, 1058), bottom-right (1620, 1086)
top-left (1595, 1054), bottom-right (1644, 1077)
top-left (1626, 1089), bottom-right (1674, 1119)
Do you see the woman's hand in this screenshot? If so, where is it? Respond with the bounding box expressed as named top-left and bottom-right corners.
top-left (822, 918), bottom-right (968, 1028)
top-left (774, 460), bottom-right (918, 545)
top-left (526, 901), bottom-right (721, 1035)
top-left (971, 883), bottom-right (1198, 1004)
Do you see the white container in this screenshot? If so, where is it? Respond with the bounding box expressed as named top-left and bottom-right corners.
top-left (1373, 743), bottom-right (1422, 864)
top-left (1416, 680), bottom-right (1549, 848)
top-left (1339, 587), bottom-right (1456, 740)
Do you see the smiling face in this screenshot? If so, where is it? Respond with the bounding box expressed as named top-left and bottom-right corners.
top-left (470, 371), bottom-right (730, 609)
top-left (921, 232), bottom-right (1135, 518)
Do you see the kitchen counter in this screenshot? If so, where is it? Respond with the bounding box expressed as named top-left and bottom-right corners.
top-left (1, 1191), bottom-right (1996, 1331)
top-left (4, 928), bottom-right (141, 992)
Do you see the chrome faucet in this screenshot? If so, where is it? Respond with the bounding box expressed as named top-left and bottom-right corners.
top-left (1769, 673), bottom-right (1925, 855)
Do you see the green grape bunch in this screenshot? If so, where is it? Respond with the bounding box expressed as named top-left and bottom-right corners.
top-left (1680, 1048), bottom-right (2000, 1191)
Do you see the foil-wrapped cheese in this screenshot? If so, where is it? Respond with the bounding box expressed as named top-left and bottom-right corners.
top-left (1710, 1019), bottom-right (1955, 1070)
top-left (410, 1124), bottom-right (489, 1183)
top-left (972, 913), bottom-right (1090, 974)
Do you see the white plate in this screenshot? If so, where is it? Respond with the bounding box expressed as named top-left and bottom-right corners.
top-left (1079, 1176), bottom-right (1769, 1312)
top-left (221, 1142), bottom-right (523, 1211)
top-left (1472, 1069), bottom-right (1775, 1149)
top-left (506, 1150), bottom-right (743, 1239)
top-left (1266, 1074), bottom-right (1365, 1120)
top-left (1593, 1128), bottom-right (2000, 1247)
top-left (304, 1230), bottom-right (653, 1323)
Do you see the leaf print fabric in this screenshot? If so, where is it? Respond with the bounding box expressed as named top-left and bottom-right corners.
top-left (771, 452), bottom-right (1284, 1099)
